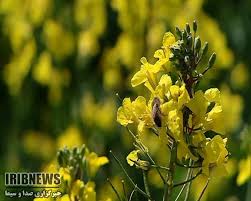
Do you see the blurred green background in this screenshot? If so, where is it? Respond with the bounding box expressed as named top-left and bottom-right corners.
top-left (0, 0), bottom-right (250, 201)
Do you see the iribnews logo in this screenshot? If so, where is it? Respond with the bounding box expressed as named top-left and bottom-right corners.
top-left (5, 172), bottom-right (61, 187)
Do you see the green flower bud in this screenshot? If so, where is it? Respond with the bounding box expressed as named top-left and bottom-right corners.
top-left (186, 23), bottom-right (191, 33)
top-left (193, 20), bottom-right (197, 32)
top-left (57, 150), bottom-right (64, 166)
top-left (201, 42), bottom-right (208, 57)
top-left (184, 56), bottom-right (190, 67)
top-left (208, 52), bottom-right (216, 68)
top-left (73, 146), bottom-right (78, 155)
top-left (175, 27), bottom-right (182, 39)
top-left (79, 144), bottom-right (86, 155)
top-left (135, 160), bottom-right (150, 171)
top-left (182, 30), bottom-right (187, 41)
top-left (194, 36), bottom-right (201, 52)
top-left (187, 35), bottom-right (192, 48)
top-left (170, 46), bottom-right (180, 55)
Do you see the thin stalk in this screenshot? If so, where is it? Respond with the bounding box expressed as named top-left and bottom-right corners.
top-left (163, 143), bottom-right (177, 201)
top-left (107, 178), bottom-right (123, 201)
top-left (142, 170), bottom-right (151, 200)
top-left (129, 187), bottom-right (137, 201)
top-left (174, 167), bottom-right (192, 201)
top-left (151, 164), bottom-right (169, 171)
top-left (173, 170), bottom-right (202, 187)
top-left (162, 173), bottom-right (169, 201)
top-left (144, 151), bottom-right (166, 183)
top-left (110, 150), bottom-right (151, 200)
top-left (197, 179), bottom-right (210, 201)
top-left (127, 127), bottom-right (166, 184)
top-left (122, 180), bottom-right (128, 201)
top-left (176, 161), bottom-right (202, 168)
top-left (184, 162), bottom-right (194, 201)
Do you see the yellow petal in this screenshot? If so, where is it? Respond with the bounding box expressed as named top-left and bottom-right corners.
top-left (237, 155), bottom-right (251, 186)
top-left (126, 150), bottom-right (139, 166)
top-left (117, 98), bottom-right (134, 126)
top-left (131, 69), bottom-right (147, 87)
top-left (178, 84), bottom-right (190, 109)
top-left (204, 88), bottom-right (221, 103)
top-left (162, 32), bottom-right (175, 48)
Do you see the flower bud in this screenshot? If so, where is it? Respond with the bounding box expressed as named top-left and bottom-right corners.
top-left (184, 56), bottom-right (190, 67)
top-left (201, 42), bottom-right (208, 57)
top-left (193, 20), bottom-right (197, 32)
top-left (187, 35), bottom-right (192, 48)
top-left (194, 36), bottom-right (201, 52)
top-left (208, 52), bottom-right (216, 68)
top-left (175, 27), bottom-right (182, 39)
top-left (135, 160), bottom-right (150, 171)
top-left (182, 30), bottom-right (187, 41)
top-left (57, 150), bottom-right (64, 166)
top-left (186, 23), bottom-right (191, 33)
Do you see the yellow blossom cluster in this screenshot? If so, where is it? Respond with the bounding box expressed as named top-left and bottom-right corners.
top-left (117, 31), bottom-right (229, 178)
top-left (34, 145), bottom-right (108, 201)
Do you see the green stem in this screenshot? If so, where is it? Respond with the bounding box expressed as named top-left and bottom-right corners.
top-left (163, 142), bottom-right (177, 201)
top-left (122, 180), bottom-right (128, 201)
top-left (173, 170), bottom-right (202, 187)
top-left (110, 150), bottom-right (151, 200)
top-left (107, 178), bottom-right (123, 201)
top-left (174, 167), bottom-right (192, 201)
top-left (184, 161), bottom-right (194, 201)
top-left (127, 127), bottom-right (166, 184)
top-left (142, 170), bottom-right (151, 200)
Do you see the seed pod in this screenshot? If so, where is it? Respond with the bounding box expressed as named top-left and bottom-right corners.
top-left (152, 97), bottom-right (162, 127)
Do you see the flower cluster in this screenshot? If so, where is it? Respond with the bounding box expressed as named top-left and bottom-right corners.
top-left (117, 22), bottom-right (229, 200)
top-left (35, 145), bottom-right (108, 201)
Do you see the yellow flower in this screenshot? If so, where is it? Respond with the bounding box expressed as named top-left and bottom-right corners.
top-left (32, 52), bottom-right (53, 85)
top-left (205, 105), bottom-right (225, 135)
top-left (169, 84), bottom-right (190, 109)
top-left (60, 194), bottom-right (71, 201)
top-left (43, 20), bottom-right (74, 59)
top-left (126, 150), bottom-right (139, 166)
top-left (4, 39), bottom-right (36, 95)
top-left (117, 98), bottom-right (135, 126)
top-left (204, 88), bottom-right (221, 104)
top-left (131, 57), bottom-right (161, 89)
top-left (162, 32), bottom-right (176, 49)
top-left (86, 152), bottom-right (109, 177)
top-left (22, 131), bottom-right (54, 160)
top-left (83, 182), bottom-right (96, 201)
top-left (201, 135), bottom-right (228, 177)
top-left (237, 155), bottom-right (251, 186)
top-left (57, 126), bottom-right (84, 149)
top-left (117, 96), bottom-right (153, 133)
top-left (59, 167), bottom-right (71, 184)
top-left (186, 90), bottom-right (208, 127)
top-left (28, 0), bottom-right (52, 26)
top-left (186, 88), bottom-right (225, 135)
top-left (71, 180), bottom-right (85, 200)
top-left (177, 140), bottom-right (197, 161)
top-left (167, 109), bottom-right (183, 140)
top-left (154, 74), bottom-right (172, 100)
